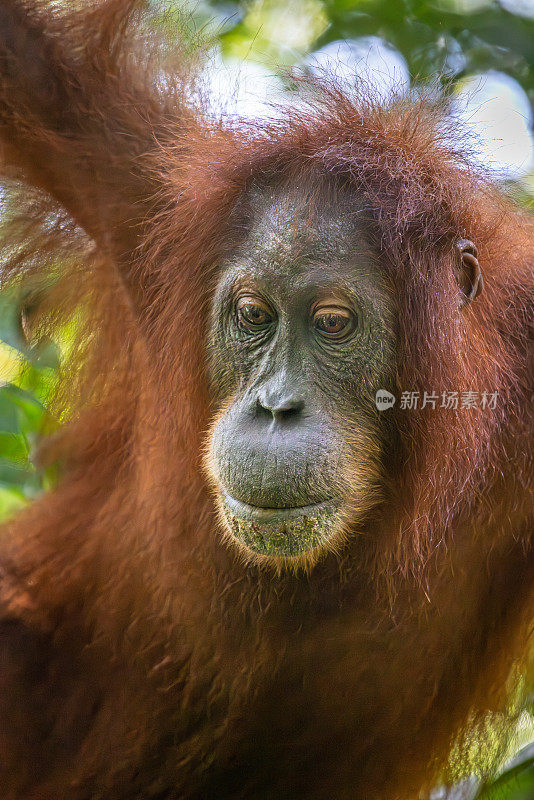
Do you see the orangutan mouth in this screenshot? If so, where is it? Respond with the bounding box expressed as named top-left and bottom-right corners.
top-left (220, 493), bottom-right (341, 558)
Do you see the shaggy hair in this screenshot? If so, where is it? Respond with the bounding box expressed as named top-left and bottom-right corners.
top-left (0, 2), bottom-right (532, 798)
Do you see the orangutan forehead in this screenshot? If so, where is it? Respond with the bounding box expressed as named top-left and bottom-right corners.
top-left (242, 183), bottom-right (372, 266)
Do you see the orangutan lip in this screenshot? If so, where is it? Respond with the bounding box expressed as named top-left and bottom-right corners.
top-left (222, 493), bottom-right (338, 522)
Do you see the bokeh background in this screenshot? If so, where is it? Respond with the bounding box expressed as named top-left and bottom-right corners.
top-left (0, 1), bottom-right (533, 797)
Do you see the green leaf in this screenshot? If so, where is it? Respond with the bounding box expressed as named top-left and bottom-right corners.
top-left (0, 431), bottom-right (29, 462)
top-left (476, 748), bottom-right (534, 800)
top-left (0, 456), bottom-right (34, 487)
top-left (0, 383), bottom-right (47, 432)
top-left (0, 288), bottom-right (28, 356)
top-left (0, 485), bottom-right (27, 522)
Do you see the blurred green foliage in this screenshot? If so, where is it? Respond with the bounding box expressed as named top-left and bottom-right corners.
top-left (207, 0), bottom-right (534, 94)
top-left (318, 0), bottom-right (534, 88)
top-left (1, 0), bottom-right (533, 794)
top-left (474, 744), bottom-right (534, 800)
top-left (0, 286), bottom-right (59, 520)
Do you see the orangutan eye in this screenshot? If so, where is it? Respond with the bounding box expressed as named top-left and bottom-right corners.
top-left (236, 296), bottom-right (274, 331)
top-left (313, 306), bottom-right (356, 340)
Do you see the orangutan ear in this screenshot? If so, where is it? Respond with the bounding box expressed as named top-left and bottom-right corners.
top-left (456, 239), bottom-right (484, 307)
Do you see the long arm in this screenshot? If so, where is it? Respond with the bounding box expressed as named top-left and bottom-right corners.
top-left (0, 0), bottom-right (194, 302)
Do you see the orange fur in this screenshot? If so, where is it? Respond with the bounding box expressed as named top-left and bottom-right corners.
top-left (0, 2), bottom-right (532, 799)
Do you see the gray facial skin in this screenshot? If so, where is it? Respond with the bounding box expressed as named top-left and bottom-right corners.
top-left (207, 183), bottom-right (396, 564)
